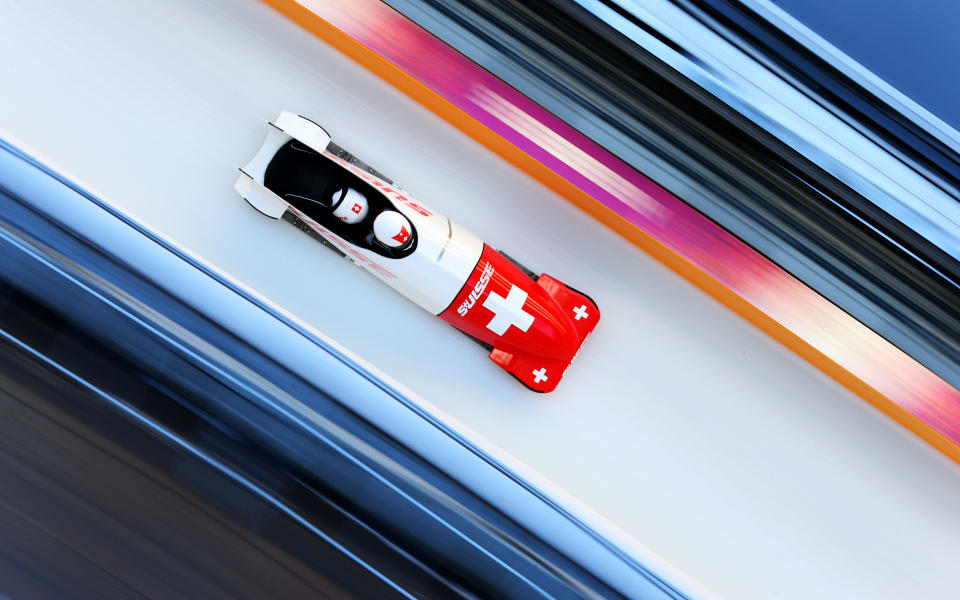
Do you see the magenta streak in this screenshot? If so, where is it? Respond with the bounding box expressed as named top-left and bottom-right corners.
top-left (303, 0), bottom-right (960, 445)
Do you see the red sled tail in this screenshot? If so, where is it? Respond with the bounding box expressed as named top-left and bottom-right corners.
top-left (489, 274), bottom-right (599, 393)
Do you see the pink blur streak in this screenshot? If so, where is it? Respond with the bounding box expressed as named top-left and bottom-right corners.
top-left (296, 0), bottom-right (960, 443)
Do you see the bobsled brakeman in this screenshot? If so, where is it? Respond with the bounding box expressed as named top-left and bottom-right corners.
top-left (235, 112), bottom-right (599, 392)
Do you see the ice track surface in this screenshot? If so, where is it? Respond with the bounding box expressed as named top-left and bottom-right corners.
top-left (2, 1), bottom-right (960, 598)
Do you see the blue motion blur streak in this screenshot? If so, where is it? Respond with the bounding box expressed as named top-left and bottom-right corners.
top-left (599, 0), bottom-right (960, 263)
top-left (772, 0), bottom-right (960, 132)
top-left (0, 328), bottom-right (414, 600)
top-left (0, 137), bottom-right (693, 599)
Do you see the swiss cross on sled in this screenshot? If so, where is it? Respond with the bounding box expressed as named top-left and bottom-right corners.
top-left (236, 111), bottom-right (599, 392)
top-left (483, 285), bottom-right (534, 335)
top-left (439, 245), bottom-right (599, 392)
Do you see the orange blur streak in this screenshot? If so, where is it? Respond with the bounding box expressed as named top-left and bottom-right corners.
top-left (261, 0), bottom-right (960, 464)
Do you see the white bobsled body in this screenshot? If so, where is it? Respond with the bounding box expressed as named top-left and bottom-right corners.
top-left (236, 112), bottom-right (482, 315)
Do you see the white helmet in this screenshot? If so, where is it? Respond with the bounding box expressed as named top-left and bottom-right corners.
top-left (331, 188), bottom-right (369, 224)
top-left (373, 211), bottom-right (413, 248)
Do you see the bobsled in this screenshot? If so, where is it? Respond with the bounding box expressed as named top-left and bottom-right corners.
top-left (235, 112), bottom-right (598, 392)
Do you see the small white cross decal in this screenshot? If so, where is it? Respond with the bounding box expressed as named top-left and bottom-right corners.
top-left (573, 305), bottom-right (589, 320)
top-left (483, 285), bottom-right (535, 336)
top-left (532, 367), bottom-right (548, 384)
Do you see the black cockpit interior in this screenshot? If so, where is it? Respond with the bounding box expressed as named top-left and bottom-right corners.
top-left (264, 140), bottom-right (416, 258)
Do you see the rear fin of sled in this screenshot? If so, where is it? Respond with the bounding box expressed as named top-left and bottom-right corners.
top-left (236, 171), bottom-right (287, 218)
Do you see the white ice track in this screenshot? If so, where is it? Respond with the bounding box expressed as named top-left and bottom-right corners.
top-left (2, 1), bottom-right (960, 598)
